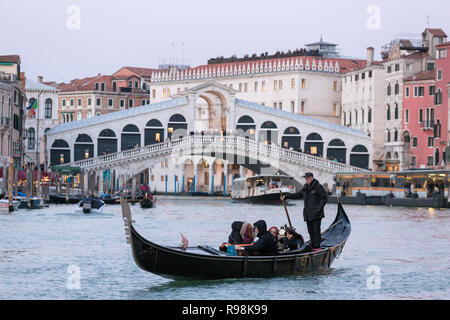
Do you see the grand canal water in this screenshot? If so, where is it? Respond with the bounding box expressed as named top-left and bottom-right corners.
top-left (0, 198), bottom-right (449, 300)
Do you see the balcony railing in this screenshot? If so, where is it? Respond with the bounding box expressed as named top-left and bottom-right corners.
top-left (420, 120), bottom-right (435, 130)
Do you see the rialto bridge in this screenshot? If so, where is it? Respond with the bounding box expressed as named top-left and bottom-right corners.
top-left (46, 81), bottom-right (372, 195)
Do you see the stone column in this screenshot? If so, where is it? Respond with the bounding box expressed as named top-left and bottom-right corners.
top-left (193, 167), bottom-right (197, 194)
top-left (224, 162), bottom-right (229, 196)
top-left (209, 166), bottom-right (214, 196)
top-left (131, 174), bottom-right (136, 200)
top-left (239, 166), bottom-right (245, 179)
top-left (80, 172), bottom-right (85, 198)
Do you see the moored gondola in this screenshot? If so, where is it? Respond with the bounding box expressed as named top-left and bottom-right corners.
top-left (121, 199), bottom-right (351, 280)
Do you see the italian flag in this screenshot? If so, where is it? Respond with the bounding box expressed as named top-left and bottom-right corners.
top-left (27, 98), bottom-right (38, 117)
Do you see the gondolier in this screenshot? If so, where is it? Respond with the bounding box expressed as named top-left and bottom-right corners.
top-left (301, 172), bottom-right (327, 250)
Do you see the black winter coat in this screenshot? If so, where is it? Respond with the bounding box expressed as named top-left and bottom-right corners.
top-left (228, 221), bottom-right (243, 244)
top-left (301, 179), bottom-right (328, 222)
top-left (243, 220), bottom-right (278, 256)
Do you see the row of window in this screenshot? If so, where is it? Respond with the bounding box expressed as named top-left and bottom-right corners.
top-left (155, 78), bottom-right (323, 99)
top-left (345, 71), bottom-right (373, 83)
top-left (343, 108), bottom-right (372, 126)
top-left (410, 154), bottom-right (442, 167)
top-left (405, 85), bottom-right (443, 105)
top-left (387, 64), bottom-right (401, 74)
top-left (62, 98), bottom-right (149, 108)
top-left (93, 81), bottom-right (147, 92)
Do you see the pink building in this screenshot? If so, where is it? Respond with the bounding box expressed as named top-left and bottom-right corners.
top-left (435, 41), bottom-right (450, 166)
top-left (403, 41), bottom-right (450, 169)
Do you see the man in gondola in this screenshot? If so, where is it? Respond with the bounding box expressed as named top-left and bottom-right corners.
top-left (301, 172), bottom-right (327, 250)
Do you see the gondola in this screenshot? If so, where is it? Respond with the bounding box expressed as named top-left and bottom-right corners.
top-left (49, 193), bottom-right (83, 204)
top-left (140, 195), bottom-right (156, 209)
top-left (121, 199), bottom-right (351, 280)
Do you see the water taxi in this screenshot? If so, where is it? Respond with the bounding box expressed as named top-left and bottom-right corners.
top-left (231, 175), bottom-right (297, 204)
top-left (330, 170), bottom-right (449, 208)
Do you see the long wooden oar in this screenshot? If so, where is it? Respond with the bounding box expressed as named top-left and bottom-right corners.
top-left (280, 191), bottom-right (293, 229)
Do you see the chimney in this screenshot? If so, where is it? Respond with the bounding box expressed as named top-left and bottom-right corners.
top-left (367, 47), bottom-right (374, 66)
top-left (37, 75), bottom-right (43, 83)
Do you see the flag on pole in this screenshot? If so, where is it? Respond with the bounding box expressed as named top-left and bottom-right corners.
top-left (27, 98), bottom-right (38, 118)
top-left (180, 233), bottom-right (189, 250)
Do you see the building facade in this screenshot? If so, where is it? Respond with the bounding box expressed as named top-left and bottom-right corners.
top-left (341, 48), bottom-right (386, 169)
top-left (0, 55), bottom-right (27, 168)
top-left (24, 77), bottom-right (59, 169)
top-left (57, 73), bottom-right (151, 124)
top-left (148, 46), bottom-right (365, 125)
top-left (402, 41), bottom-right (450, 169)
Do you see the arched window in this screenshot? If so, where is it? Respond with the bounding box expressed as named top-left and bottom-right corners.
top-left (282, 127), bottom-right (301, 151)
top-left (77, 112), bottom-right (82, 120)
top-left (121, 124), bottom-right (141, 151)
top-left (168, 114), bottom-right (187, 139)
top-left (387, 104), bottom-right (391, 120)
top-left (394, 103), bottom-right (399, 119)
top-left (74, 134), bottom-right (94, 161)
top-left (98, 129), bottom-right (117, 155)
top-left (305, 133), bottom-right (324, 157)
top-left (145, 119), bottom-right (164, 145)
top-left (27, 128), bottom-right (35, 150)
top-left (350, 145), bottom-right (369, 169)
top-left (236, 115), bottom-right (256, 139)
top-left (327, 139), bottom-right (346, 163)
top-left (259, 121), bottom-right (279, 145)
top-left (45, 98), bottom-right (52, 118)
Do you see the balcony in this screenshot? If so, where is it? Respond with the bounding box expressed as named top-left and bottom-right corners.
top-left (420, 120), bottom-right (434, 131)
top-left (0, 72), bottom-right (17, 82)
top-left (0, 116), bottom-right (11, 132)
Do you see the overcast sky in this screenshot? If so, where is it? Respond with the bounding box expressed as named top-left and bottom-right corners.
top-left (2, 0), bottom-right (449, 83)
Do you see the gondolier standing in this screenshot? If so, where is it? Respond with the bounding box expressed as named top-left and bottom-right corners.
top-left (301, 172), bottom-right (327, 250)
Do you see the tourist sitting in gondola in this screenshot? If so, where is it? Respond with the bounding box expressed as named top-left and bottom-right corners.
top-left (269, 226), bottom-right (284, 251)
top-left (240, 222), bottom-right (256, 244)
top-left (228, 221), bottom-right (244, 245)
top-left (282, 226), bottom-right (305, 251)
top-left (235, 220), bottom-right (278, 256)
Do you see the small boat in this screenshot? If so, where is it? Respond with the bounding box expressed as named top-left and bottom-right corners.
top-left (231, 175), bottom-right (298, 204)
top-left (121, 199), bottom-right (351, 280)
top-left (14, 196), bottom-right (45, 209)
top-left (140, 194), bottom-right (156, 208)
top-left (0, 199), bottom-right (21, 212)
top-left (75, 198), bottom-right (105, 214)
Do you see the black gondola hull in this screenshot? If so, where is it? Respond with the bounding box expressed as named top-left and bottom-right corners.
top-left (122, 200), bottom-right (350, 280)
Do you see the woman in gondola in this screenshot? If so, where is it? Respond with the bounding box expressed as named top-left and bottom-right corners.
top-left (282, 227), bottom-right (305, 251)
top-left (240, 222), bottom-right (256, 244)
